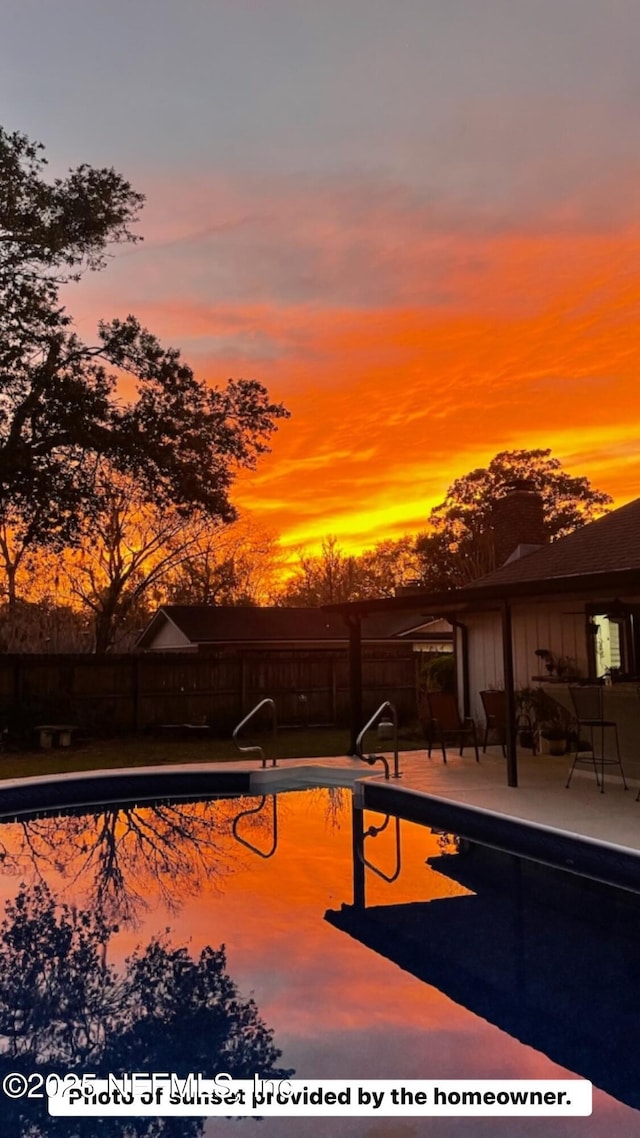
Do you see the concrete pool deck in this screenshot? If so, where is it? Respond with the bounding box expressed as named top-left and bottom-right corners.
top-left (378, 746), bottom-right (640, 852)
top-left (248, 745), bottom-right (640, 886)
top-left (244, 745), bottom-right (640, 857)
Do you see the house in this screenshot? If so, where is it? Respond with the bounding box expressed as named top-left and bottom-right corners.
top-left (326, 492), bottom-right (640, 781)
top-left (136, 605), bottom-right (453, 655)
top-left (134, 605), bottom-right (452, 729)
top-left (454, 495), bottom-right (640, 715)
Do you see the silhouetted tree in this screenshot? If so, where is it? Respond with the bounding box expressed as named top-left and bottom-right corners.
top-left (354, 536), bottom-right (421, 598)
top-left (63, 467), bottom-right (210, 652)
top-left (416, 449), bottom-right (611, 589)
top-left (0, 125), bottom-right (288, 555)
top-left (276, 537), bottom-right (359, 605)
top-left (276, 535), bottom-right (421, 605)
top-left (166, 514), bottom-right (280, 607)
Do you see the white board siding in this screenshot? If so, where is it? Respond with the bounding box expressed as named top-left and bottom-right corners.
top-left (456, 592), bottom-right (640, 724)
top-left (511, 602), bottom-right (587, 690)
top-left (462, 603), bottom-right (588, 724)
top-left (148, 619), bottom-right (195, 651)
top-left (463, 612), bottom-right (504, 723)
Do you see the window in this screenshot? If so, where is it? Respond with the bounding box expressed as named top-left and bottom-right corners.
top-left (588, 605), bottom-right (640, 679)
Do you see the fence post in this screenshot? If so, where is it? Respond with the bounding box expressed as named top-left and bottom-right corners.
top-left (13, 656), bottom-right (21, 704)
top-left (132, 655), bottom-right (142, 732)
top-left (331, 656), bottom-right (337, 722)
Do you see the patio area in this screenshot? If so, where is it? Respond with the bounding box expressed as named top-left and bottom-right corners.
top-left (242, 740), bottom-right (640, 865)
top-left (386, 745), bottom-right (640, 853)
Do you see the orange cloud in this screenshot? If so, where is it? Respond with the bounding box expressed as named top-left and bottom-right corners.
top-left (65, 172), bottom-right (640, 553)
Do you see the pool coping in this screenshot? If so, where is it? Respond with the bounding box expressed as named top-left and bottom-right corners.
top-left (360, 779), bottom-right (640, 893)
top-left (3, 757), bottom-right (640, 893)
top-left (0, 759), bottom-right (377, 819)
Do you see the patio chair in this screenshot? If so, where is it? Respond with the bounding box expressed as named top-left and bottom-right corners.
top-left (423, 691), bottom-right (479, 764)
top-left (566, 685), bottom-right (627, 793)
top-left (480, 689), bottom-right (506, 756)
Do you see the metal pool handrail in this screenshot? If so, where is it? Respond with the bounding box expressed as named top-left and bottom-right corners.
top-left (355, 700), bottom-right (401, 779)
top-left (232, 698), bottom-right (277, 768)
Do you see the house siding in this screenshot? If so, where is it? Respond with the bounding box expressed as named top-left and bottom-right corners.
top-left (463, 603), bottom-right (588, 723)
top-left (150, 620), bottom-right (195, 651)
top-left (461, 612), bottom-right (503, 723)
top-left (513, 603), bottom-right (587, 689)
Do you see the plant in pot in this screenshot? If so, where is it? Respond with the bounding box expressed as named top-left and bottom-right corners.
top-left (534, 648), bottom-right (557, 677)
top-left (515, 686), bottom-right (547, 750)
top-left (540, 723), bottom-right (569, 755)
top-left (555, 655), bottom-right (581, 681)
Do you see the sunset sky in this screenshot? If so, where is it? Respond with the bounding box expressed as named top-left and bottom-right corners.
top-left (3, 1), bottom-right (640, 554)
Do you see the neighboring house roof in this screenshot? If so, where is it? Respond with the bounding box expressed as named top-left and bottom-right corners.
top-left (473, 497), bottom-right (640, 589)
top-left (136, 605), bottom-right (451, 649)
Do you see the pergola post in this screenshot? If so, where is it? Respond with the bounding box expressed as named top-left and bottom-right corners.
top-left (501, 600), bottom-right (518, 787)
top-left (447, 616), bottom-right (470, 718)
top-left (347, 615), bottom-right (363, 755)
top-left (351, 797), bottom-right (366, 909)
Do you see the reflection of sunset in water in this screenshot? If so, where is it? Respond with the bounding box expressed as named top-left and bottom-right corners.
top-left (0, 789), bottom-right (636, 1135)
top-left (0, 797), bottom-right (268, 926)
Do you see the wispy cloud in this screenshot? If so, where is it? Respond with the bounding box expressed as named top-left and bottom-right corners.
top-left (62, 159), bottom-right (640, 554)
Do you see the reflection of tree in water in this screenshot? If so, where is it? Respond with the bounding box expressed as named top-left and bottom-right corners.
top-left (0, 797), bottom-right (275, 926)
top-left (302, 786), bottom-right (350, 832)
top-left (0, 882), bottom-right (292, 1138)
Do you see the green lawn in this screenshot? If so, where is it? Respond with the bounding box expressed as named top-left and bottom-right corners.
top-left (0, 725), bottom-right (424, 781)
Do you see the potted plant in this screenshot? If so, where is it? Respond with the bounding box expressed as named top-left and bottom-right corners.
top-left (514, 687), bottom-right (542, 751)
top-left (555, 655), bottom-right (581, 681)
top-left (518, 724), bottom-right (536, 749)
top-left (540, 723), bottom-right (569, 756)
top-left (534, 648), bottom-right (557, 677)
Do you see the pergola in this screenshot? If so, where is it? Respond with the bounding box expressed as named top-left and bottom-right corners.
top-left (325, 565), bottom-right (640, 788)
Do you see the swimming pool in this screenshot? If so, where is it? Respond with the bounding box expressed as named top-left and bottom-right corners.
top-left (0, 782), bottom-right (638, 1137)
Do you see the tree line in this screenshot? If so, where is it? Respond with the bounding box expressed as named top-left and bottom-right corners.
top-left (0, 445), bottom-right (611, 652)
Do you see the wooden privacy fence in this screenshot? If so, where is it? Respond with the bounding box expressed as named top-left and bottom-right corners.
top-left (0, 647), bottom-right (420, 735)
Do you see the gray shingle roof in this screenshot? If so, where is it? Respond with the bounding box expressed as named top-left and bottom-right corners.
top-left (139, 605), bottom-right (443, 646)
top-left (474, 497), bottom-right (640, 589)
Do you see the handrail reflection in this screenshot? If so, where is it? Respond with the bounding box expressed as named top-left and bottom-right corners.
top-left (358, 813), bottom-right (402, 883)
top-left (231, 795), bottom-right (278, 859)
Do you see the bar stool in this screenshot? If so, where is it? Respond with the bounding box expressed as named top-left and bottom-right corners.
top-left (566, 685), bottom-right (627, 793)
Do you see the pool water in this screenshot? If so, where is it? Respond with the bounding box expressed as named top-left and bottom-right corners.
top-left (0, 785), bottom-right (639, 1137)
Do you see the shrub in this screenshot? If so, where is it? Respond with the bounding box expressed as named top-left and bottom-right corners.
top-left (420, 653), bottom-right (456, 693)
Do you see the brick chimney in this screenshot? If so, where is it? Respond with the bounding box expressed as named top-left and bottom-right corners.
top-left (490, 479), bottom-right (548, 567)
